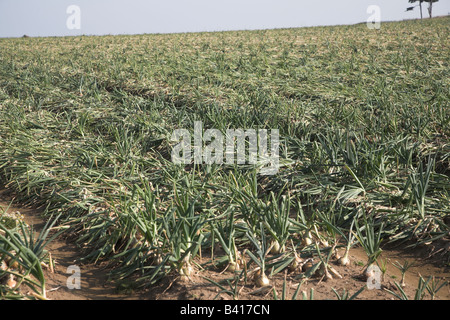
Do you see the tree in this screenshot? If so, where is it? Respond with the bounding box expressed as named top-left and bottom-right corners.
top-left (407, 0), bottom-right (439, 19)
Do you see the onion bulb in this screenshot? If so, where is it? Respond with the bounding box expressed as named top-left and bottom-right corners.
top-left (269, 240), bottom-right (281, 254)
top-left (363, 264), bottom-right (376, 281)
top-left (302, 237), bottom-right (312, 247)
top-left (181, 263), bottom-right (193, 277)
top-left (301, 231), bottom-right (313, 246)
top-left (401, 279), bottom-right (406, 288)
top-left (288, 259), bottom-right (298, 272)
top-left (155, 254), bottom-right (163, 265)
top-left (149, 250), bottom-right (163, 265)
top-left (6, 274), bottom-right (17, 289)
top-left (254, 271), bottom-right (270, 287)
top-left (333, 249), bottom-right (341, 260)
top-left (178, 253), bottom-right (193, 281)
top-left (269, 240), bottom-right (285, 254)
top-left (318, 263), bottom-right (333, 281)
top-left (179, 263), bottom-right (193, 283)
top-left (1, 260), bottom-right (7, 271)
top-left (338, 250), bottom-right (350, 266)
top-left (320, 239), bottom-right (329, 247)
top-left (227, 261), bottom-right (240, 273)
top-left (338, 255), bottom-right (350, 266)
top-left (228, 250), bottom-right (244, 273)
top-left (289, 255), bottom-right (303, 272)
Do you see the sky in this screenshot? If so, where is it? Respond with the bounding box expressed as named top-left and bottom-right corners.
top-left (0, 0), bottom-right (449, 38)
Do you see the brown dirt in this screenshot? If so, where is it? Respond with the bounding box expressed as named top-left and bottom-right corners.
top-left (1, 188), bottom-right (449, 300)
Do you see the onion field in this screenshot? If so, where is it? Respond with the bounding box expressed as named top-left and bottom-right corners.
top-left (0, 17), bottom-right (449, 300)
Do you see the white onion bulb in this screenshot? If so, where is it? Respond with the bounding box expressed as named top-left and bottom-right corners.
top-left (255, 272), bottom-right (270, 287)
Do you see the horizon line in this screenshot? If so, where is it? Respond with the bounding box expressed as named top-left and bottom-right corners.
top-left (1, 14), bottom-right (448, 40)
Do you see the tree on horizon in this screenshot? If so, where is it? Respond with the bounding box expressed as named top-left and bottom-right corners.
top-left (407, 0), bottom-right (439, 19)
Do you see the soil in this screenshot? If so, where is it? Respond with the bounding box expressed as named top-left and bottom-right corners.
top-left (1, 188), bottom-right (449, 300)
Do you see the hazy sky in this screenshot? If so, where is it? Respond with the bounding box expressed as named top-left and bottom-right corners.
top-left (0, 0), bottom-right (449, 38)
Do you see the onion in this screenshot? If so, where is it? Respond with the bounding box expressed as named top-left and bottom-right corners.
top-left (288, 259), bottom-right (298, 272)
top-left (363, 264), bottom-right (376, 280)
top-left (178, 253), bottom-right (193, 281)
top-left (149, 250), bottom-right (163, 265)
top-left (289, 256), bottom-right (303, 272)
top-left (179, 262), bottom-right (193, 283)
top-left (228, 250), bottom-right (244, 272)
top-left (302, 236), bottom-right (313, 247)
top-left (333, 249), bottom-right (341, 260)
top-left (269, 240), bottom-right (281, 254)
top-left (318, 263), bottom-right (333, 281)
top-left (181, 263), bottom-right (193, 277)
top-left (155, 254), bottom-right (163, 265)
top-left (254, 271), bottom-right (270, 287)
top-left (227, 261), bottom-right (240, 273)
top-left (338, 250), bottom-right (350, 266)
top-left (179, 274), bottom-right (190, 283)
top-left (320, 239), bottom-right (329, 247)
top-left (338, 255), bottom-right (350, 266)
top-left (6, 275), bottom-right (17, 289)
top-left (302, 231), bottom-right (314, 246)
